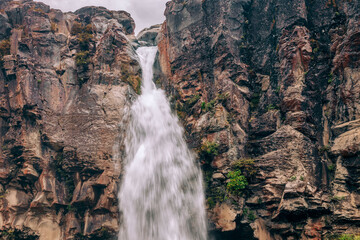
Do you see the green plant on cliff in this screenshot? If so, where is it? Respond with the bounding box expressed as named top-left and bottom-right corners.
top-left (328, 72), bottom-right (334, 84)
top-left (226, 170), bottom-right (248, 195)
top-left (0, 228), bottom-right (39, 240)
top-left (186, 94), bottom-right (200, 109)
top-left (319, 145), bottom-right (331, 154)
top-left (0, 38), bottom-right (11, 66)
top-left (201, 99), bottom-right (216, 112)
top-left (289, 176), bottom-right (297, 181)
top-left (199, 141), bottom-right (219, 163)
top-left (217, 93), bottom-right (230, 105)
top-left (327, 234), bottom-right (360, 240)
top-left (248, 210), bottom-right (256, 222)
top-left (266, 104), bottom-right (279, 112)
top-left (231, 158), bottom-right (256, 180)
top-left (338, 235), bottom-right (360, 240)
top-left (328, 164), bottom-right (336, 172)
top-left (75, 51), bottom-right (90, 69)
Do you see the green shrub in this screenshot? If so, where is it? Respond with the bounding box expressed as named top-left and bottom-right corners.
top-left (0, 39), bottom-right (10, 56)
top-left (201, 99), bottom-right (216, 112)
top-left (327, 234), bottom-right (360, 240)
top-left (231, 158), bottom-right (256, 179)
top-left (71, 22), bottom-right (93, 51)
top-left (248, 210), bottom-right (256, 222)
top-left (78, 32), bottom-right (93, 50)
top-left (217, 93), bottom-right (230, 105)
top-left (319, 145), bottom-right (331, 154)
top-left (266, 104), bottom-right (279, 112)
top-left (186, 94), bottom-right (200, 108)
top-left (289, 176), bottom-right (297, 181)
top-left (71, 21), bottom-right (83, 35)
top-left (328, 164), bottom-right (336, 172)
top-left (199, 141), bottom-right (219, 162)
top-left (328, 72), bottom-right (334, 84)
top-left (0, 38), bottom-right (11, 66)
top-left (75, 51), bottom-right (90, 68)
top-left (206, 187), bottom-right (226, 209)
top-left (339, 235), bottom-right (360, 240)
top-left (0, 228), bottom-right (39, 240)
top-left (226, 170), bottom-right (248, 195)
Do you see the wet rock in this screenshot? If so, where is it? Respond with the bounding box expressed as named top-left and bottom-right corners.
top-left (137, 24), bottom-right (161, 46)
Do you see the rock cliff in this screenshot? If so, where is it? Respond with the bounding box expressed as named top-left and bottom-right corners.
top-left (157, 0), bottom-right (360, 239)
top-left (0, 0), bottom-right (359, 239)
top-left (0, 1), bottom-right (140, 239)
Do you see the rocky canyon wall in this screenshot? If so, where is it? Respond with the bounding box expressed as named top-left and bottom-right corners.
top-left (157, 0), bottom-right (360, 239)
top-left (0, 0), bottom-right (359, 239)
top-left (0, 0), bottom-right (141, 239)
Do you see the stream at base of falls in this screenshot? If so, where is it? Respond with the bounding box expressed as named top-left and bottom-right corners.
top-left (118, 46), bottom-right (208, 240)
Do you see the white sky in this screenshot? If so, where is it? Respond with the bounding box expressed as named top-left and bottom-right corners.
top-left (34, 0), bottom-right (169, 34)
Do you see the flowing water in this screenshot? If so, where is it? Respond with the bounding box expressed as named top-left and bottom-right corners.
top-left (118, 46), bottom-right (208, 240)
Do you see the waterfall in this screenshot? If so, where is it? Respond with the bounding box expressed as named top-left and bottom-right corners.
top-left (118, 46), bottom-right (208, 240)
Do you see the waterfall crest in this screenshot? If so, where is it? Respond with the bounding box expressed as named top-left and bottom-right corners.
top-left (118, 46), bottom-right (208, 240)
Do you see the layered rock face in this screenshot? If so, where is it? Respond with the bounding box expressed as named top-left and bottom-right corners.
top-left (158, 0), bottom-right (360, 239)
top-left (0, 1), bottom-right (140, 239)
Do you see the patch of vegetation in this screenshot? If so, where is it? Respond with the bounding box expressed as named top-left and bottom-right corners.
top-left (0, 38), bottom-right (11, 66)
top-left (328, 72), bottom-right (334, 84)
top-left (199, 141), bottom-right (219, 163)
top-left (186, 94), bottom-right (200, 109)
top-left (231, 158), bottom-right (256, 180)
top-left (248, 210), bottom-right (256, 222)
top-left (71, 21), bottom-right (93, 74)
top-left (67, 204), bottom-right (77, 213)
top-left (327, 234), bottom-right (360, 240)
top-left (0, 228), bottom-right (39, 240)
top-left (0, 189), bottom-right (7, 199)
top-left (300, 176), bottom-right (305, 181)
top-left (319, 145), bottom-right (331, 154)
top-left (331, 195), bottom-right (345, 202)
top-left (242, 207), bottom-right (256, 222)
top-left (289, 176), bottom-right (297, 181)
top-left (201, 99), bottom-right (216, 112)
top-left (51, 153), bottom-right (75, 202)
top-left (328, 164), bottom-right (336, 172)
top-left (75, 51), bottom-right (90, 69)
top-left (266, 104), bottom-right (279, 112)
top-left (226, 170), bottom-right (248, 195)
top-left (206, 186), bottom-right (227, 209)
top-left (217, 93), bottom-right (230, 105)
top-left (275, 86), bottom-right (281, 94)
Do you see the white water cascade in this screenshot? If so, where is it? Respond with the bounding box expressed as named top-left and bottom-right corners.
top-left (118, 46), bottom-right (208, 240)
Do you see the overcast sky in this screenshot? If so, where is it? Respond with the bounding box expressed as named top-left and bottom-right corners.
top-left (34, 0), bottom-right (169, 34)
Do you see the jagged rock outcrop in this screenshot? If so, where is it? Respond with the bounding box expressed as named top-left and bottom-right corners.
top-left (0, 1), bottom-right (140, 239)
top-left (157, 0), bottom-right (360, 239)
